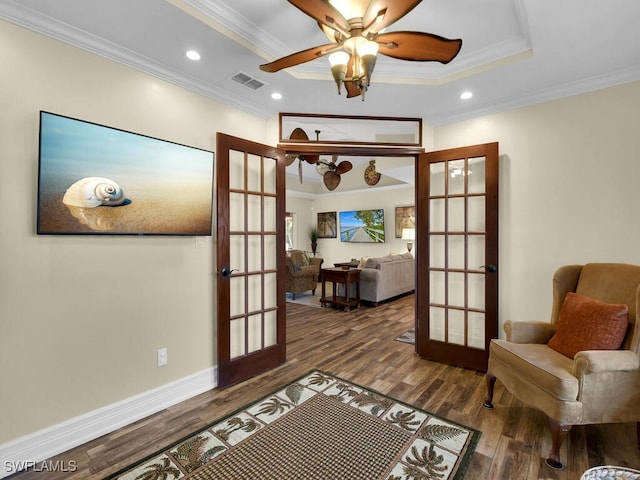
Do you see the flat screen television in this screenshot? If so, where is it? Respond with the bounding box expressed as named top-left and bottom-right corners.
top-left (339, 209), bottom-right (385, 243)
top-left (37, 111), bottom-right (214, 235)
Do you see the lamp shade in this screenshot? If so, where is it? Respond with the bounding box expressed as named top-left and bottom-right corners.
top-left (401, 228), bottom-right (415, 241)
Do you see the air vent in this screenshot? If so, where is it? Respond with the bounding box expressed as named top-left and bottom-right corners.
top-left (231, 71), bottom-right (265, 91)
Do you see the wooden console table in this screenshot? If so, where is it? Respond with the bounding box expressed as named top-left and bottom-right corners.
top-left (320, 267), bottom-right (361, 311)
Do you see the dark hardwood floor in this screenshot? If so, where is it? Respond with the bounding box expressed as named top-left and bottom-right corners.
top-left (10, 295), bottom-right (640, 479)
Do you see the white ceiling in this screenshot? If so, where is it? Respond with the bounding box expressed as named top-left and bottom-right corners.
top-left (2, 0), bottom-right (639, 192)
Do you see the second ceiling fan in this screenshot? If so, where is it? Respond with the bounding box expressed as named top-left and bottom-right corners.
top-left (260, 0), bottom-right (463, 99)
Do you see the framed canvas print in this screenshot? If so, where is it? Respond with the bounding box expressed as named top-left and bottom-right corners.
top-left (395, 206), bottom-right (415, 238)
top-left (37, 111), bottom-right (214, 235)
top-left (339, 209), bottom-right (385, 243)
top-left (317, 212), bottom-right (337, 238)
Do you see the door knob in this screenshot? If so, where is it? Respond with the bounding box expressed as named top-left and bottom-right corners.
top-left (221, 267), bottom-right (238, 277)
top-left (479, 264), bottom-right (497, 273)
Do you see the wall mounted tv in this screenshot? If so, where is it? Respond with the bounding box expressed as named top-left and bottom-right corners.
top-left (339, 209), bottom-right (385, 243)
top-left (37, 111), bottom-right (214, 235)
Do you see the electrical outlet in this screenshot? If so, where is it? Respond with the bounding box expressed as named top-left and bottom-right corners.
top-left (157, 348), bottom-right (168, 367)
top-left (195, 237), bottom-right (204, 248)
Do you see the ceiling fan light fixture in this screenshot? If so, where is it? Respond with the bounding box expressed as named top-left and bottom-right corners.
top-left (329, 0), bottom-right (369, 21)
top-left (329, 51), bottom-right (350, 93)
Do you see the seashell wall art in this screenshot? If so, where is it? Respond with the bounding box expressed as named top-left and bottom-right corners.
top-left (62, 177), bottom-right (126, 208)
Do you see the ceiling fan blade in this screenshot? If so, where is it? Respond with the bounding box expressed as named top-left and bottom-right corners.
top-left (285, 154), bottom-right (298, 166)
top-left (287, 0), bottom-right (351, 36)
top-left (335, 160), bottom-right (353, 174)
top-left (303, 154), bottom-right (319, 164)
top-left (260, 43), bottom-right (339, 73)
top-left (289, 127), bottom-right (310, 141)
top-left (376, 31), bottom-right (462, 63)
top-left (362, 0), bottom-right (422, 34)
top-left (323, 171), bottom-right (341, 191)
top-left (298, 159), bottom-right (303, 183)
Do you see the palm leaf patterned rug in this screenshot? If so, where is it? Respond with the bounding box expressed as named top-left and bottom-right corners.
top-left (106, 370), bottom-right (480, 480)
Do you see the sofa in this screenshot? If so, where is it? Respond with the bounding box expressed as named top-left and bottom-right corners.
top-left (347, 253), bottom-right (415, 305)
top-left (285, 250), bottom-right (323, 299)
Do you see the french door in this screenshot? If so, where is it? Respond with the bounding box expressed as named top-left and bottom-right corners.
top-left (415, 143), bottom-right (499, 371)
top-left (216, 133), bottom-right (286, 387)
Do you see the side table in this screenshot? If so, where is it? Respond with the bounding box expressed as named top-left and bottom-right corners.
top-left (320, 267), bottom-right (361, 311)
top-left (333, 261), bottom-right (359, 268)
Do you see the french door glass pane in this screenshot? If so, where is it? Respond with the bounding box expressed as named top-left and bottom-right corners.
top-left (247, 274), bottom-right (262, 312)
top-left (264, 273), bottom-right (277, 309)
top-left (448, 272), bottom-right (465, 308)
top-left (468, 273), bottom-right (485, 310)
top-left (468, 196), bottom-right (485, 232)
top-left (468, 235), bottom-right (485, 271)
top-left (448, 198), bottom-right (465, 231)
top-left (229, 151), bottom-right (244, 190)
top-left (468, 157), bottom-right (486, 194)
top-left (230, 276), bottom-right (245, 317)
top-left (264, 158), bottom-right (277, 194)
top-left (264, 310), bottom-right (277, 347)
top-left (448, 309), bottom-right (465, 345)
top-left (468, 312), bottom-right (485, 349)
top-left (430, 235), bottom-right (445, 268)
top-left (430, 163), bottom-right (446, 196)
top-left (247, 235), bottom-right (262, 272)
top-left (429, 307), bottom-right (445, 341)
top-left (230, 318), bottom-right (245, 359)
top-left (247, 314), bottom-right (262, 353)
top-left (230, 235), bottom-right (245, 273)
top-left (430, 270), bottom-right (445, 304)
top-left (448, 159), bottom-right (466, 195)
top-left (264, 197), bottom-right (277, 231)
top-left (430, 198), bottom-right (445, 231)
top-left (247, 194), bottom-right (261, 231)
top-left (229, 193), bottom-right (244, 231)
top-left (247, 154), bottom-right (261, 192)
top-left (264, 235), bottom-right (277, 270)
top-left (448, 235), bottom-right (465, 270)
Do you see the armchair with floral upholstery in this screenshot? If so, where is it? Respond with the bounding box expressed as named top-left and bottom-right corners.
top-left (483, 263), bottom-right (640, 470)
top-left (285, 250), bottom-right (323, 299)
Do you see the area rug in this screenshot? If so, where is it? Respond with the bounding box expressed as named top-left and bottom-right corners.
top-left (285, 291), bottom-right (323, 308)
top-left (106, 370), bottom-right (480, 480)
top-left (395, 329), bottom-right (415, 344)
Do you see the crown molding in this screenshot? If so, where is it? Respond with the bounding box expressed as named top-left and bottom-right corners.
top-left (0, 0), bottom-right (275, 119)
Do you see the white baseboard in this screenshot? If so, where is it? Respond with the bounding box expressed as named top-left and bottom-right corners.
top-left (0, 367), bottom-right (217, 479)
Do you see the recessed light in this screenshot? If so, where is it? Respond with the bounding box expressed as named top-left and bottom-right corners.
top-left (460, 91), bottom-right (473, 100)
top-left (186, 50), bottom-right (201, 61)
top-left (271, 92), bottom-right (283, 100)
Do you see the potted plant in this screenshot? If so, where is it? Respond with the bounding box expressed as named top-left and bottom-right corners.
top-left (309, 227), bottom-right (318, 256)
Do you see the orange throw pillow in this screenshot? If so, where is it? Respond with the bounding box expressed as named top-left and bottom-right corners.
top-left (547, 292), bottom-right (629, 358)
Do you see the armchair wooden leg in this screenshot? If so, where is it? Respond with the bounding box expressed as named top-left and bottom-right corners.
top-left (482, 373), bottom-right (496, 409)
top-left (292, 293), bottom-right (296, 300)
top-left (546, 418), bottom-right (571, 470)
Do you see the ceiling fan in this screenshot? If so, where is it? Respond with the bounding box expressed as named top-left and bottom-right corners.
top-left (316, 154), bottom-right (353, 190)
top-left (285, 127), bottom-right (319, 183)
top-left (259, 0), bottom-right (462, 99)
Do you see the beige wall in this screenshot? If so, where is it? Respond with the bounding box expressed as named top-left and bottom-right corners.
top-left (434, 81), bottom-right (640, 325)
top-left (0, 20), bottom-right (269, 443)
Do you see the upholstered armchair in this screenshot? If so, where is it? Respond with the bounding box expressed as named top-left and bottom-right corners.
top-left (285, 250), bottom-right (323, 299)
top-left (483, 263), bottom-right (640, 470)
